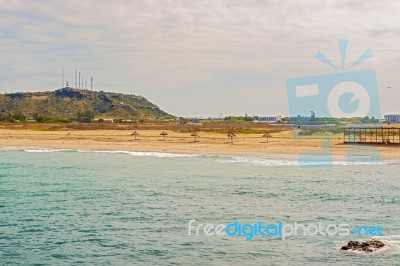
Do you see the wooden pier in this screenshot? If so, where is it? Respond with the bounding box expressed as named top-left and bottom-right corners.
top-left (344, 127), bottom-right (400, 144)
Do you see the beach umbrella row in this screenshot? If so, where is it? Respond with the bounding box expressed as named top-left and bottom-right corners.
top-left (129, 131), bottom-right (272, 144)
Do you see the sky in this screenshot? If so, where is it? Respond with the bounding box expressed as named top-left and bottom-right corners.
top-left (0, 0), bottom-right (399, 117)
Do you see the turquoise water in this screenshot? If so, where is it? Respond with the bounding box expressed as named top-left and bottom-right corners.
top-left (0, 148), bottom-right (399, 265)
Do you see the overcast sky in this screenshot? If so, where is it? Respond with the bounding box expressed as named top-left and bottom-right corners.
top-left (0, 0), bottom-right (399, 117)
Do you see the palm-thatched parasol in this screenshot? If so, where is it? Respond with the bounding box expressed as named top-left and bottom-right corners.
top-left (131, 131), bottom-right (140, 140)
top-left (227, 132), bottom-right (236, 144)
top-left (262, 133), bottom-right (272, 143)
top-left (160, 130), bottom-right (168, 141)
top-left (191, 132), bottom-right (200, 142)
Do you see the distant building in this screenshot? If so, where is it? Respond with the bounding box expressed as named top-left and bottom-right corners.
top-left (93, 118), bottom-right (114, 123)
top-left (190, 118), bottom-right (201, 123)
top-left (384, 114), bottom-right (400, 123)
top-left (289, 115), bottom-right (313, 122)
top-left (254, 115), bottom-right (281, 123)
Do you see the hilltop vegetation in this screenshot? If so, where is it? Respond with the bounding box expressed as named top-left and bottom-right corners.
top-left (0, 88), bottom-right (171, 122)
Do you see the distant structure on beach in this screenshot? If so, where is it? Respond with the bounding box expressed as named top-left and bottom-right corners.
top-left (289, 115), bottom-right (313, 122)
top-left (254, 115), bottom-right (281, 123)
top-left (289, 111), bottom-right (316, 122)
top-left (384, 114), bottom-right (400, 123)
top-left (344, 127), bottom-right (400, 144)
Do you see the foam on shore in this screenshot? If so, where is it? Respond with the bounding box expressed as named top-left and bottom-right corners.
top-left (1, 147), bottom-right (398, 166)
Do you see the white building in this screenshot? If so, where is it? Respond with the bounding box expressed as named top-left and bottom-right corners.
top-left (289, 115), bottom-right (314, 122)
top-left (384, 114), bottom-right (400, 123)
top-left (254, 115), bottom-right (281, 123)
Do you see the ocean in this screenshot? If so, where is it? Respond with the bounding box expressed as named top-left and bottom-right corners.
top-left (0, 148), bottom-right (399, 265)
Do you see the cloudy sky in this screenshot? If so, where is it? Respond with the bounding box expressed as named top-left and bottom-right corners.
top-left (0, 0), bottom-right (399, 117)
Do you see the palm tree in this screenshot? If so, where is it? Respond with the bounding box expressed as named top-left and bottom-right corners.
top-left (227, 132), bottom-right (236, 144)
top-left (191, 132), bottom-right (200, 142)
top-left (131, 131), bottom-right (139, 140)
top-left (262, 133), bottom-right (272, 143)
top-left (160, 131), bottom-right (168, 141)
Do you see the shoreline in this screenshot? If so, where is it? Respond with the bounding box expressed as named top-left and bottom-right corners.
top-left (2, 146), bottom-right (399, 168)
top-left (0, 128), bottom-right (399, 160)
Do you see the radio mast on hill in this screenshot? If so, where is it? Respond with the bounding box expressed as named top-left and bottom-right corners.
top-left (59, 69), bottom-right (94, 90)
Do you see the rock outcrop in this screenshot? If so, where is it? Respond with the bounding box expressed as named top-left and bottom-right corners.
top-left (341, 239), bottom-right (385, 252)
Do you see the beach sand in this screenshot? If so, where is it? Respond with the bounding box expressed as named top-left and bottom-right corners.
top-left (0, 128), bottom-right (399, 160)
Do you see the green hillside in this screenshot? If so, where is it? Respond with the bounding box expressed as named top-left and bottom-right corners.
top-left (0, 87), bottom-right (171, 121)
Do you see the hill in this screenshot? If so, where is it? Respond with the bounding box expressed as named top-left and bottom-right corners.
top-left (0, 87), bottom-right (171, 121)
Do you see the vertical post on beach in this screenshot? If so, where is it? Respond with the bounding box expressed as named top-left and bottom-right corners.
top-left (75, 69), bottom-right (77, 88)
top-left (79, 72), bottom-right (81, 88)
top-left (227, 132), bottom-right (236, 144)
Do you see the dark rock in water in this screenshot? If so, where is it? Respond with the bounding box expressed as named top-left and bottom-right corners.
top-left (341, 239), bottom-right (385, 252)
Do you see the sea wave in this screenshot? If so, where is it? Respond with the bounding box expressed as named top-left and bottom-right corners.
top-left (24, 148), bottom-right (71, 153)
top-left (1, 147), bottom-right (399, 164)
top-left (2, 147), bottom-right (199, 158)
top-left (375, 235), bottom-right (400, 254)
top-left (216, 156), bottom-right (398, 167)
top-left (84, 150), bottom-right (200, 158)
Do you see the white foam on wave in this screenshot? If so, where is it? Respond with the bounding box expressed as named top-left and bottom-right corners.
top-left (1, 147), bottom-right (399, 164)
top-left (84, 150), bottom-right (199, 158)
top-left (216, 157), bottom-right (298, 166)
top-left (11, 147), bottom-right (199, 158)
top-left (374, 235), bottom-right (400, 254)
top-left (23, 148), bottom-right (70, 153)
top-left (216, 156), bottom-right (397, 167)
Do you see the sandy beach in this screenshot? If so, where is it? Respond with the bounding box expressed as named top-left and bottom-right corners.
top-left (0, 128), bottom-right (399, 160)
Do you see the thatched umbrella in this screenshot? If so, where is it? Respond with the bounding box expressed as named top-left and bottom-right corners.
top-left (262, 133), bottom-right (272, 143)
top-left (191, 132), bottom-right (200, 142)
top-left (227, 132), bottom-right (236, 144)
top-left (160, 131), bottom-right (168, 141)
top-left (131, 131), bottom-right (139, 140)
